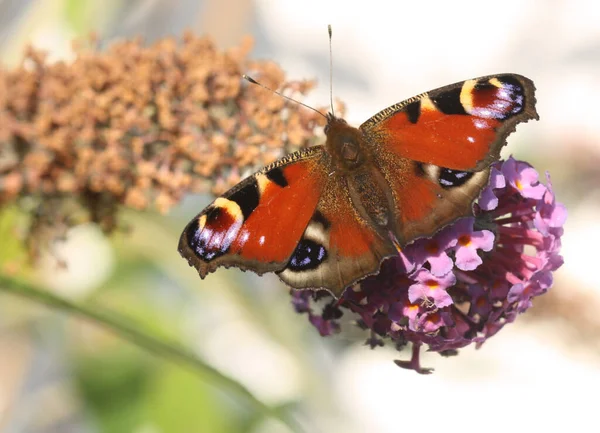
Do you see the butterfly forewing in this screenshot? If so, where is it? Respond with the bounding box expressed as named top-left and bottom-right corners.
top-left (178, 147), bottom-right (328, 278)
top-left (360, 74), bottom-right (538, 171)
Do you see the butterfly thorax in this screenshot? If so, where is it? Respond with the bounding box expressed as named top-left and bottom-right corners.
top-left (324, 115), bottom-right (368, 172)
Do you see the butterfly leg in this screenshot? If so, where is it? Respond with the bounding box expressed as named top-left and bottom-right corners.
top-left (388, 230), bottom-right (404, 255)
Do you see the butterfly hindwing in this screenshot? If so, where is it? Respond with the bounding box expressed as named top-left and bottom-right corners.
top-left (278, 171), bottom-right (396, 297)
top-left (379, 157), bottom-right (491, 245)
top-left (178, 147), bottom-right (327, 278)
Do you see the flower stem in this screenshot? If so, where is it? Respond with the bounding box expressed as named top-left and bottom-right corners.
top-left (0, 274), bottom-right (304, 433)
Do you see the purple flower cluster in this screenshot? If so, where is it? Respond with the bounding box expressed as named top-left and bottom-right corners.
top-left (291, 157), bottom-right (566, 373)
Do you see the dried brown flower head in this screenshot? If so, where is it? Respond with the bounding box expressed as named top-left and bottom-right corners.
top-left (0, 32), bottom-right (343, 258)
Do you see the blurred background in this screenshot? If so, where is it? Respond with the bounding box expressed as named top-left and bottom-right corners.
top-left (0, 0), bottom-right (599, 432)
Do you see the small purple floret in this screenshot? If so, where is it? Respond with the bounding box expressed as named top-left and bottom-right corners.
top-left (450, 217), bottom-right (495, 271)
top-left (502, 156), bottom-right (546, 199)
top-left (534, 173), bottom-right (567, 236)
top-left (478, 167), bottom-right (505, 211)
top-left (408, 268), bottom-right (455, 308)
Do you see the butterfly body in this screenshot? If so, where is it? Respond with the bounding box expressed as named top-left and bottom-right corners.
top-left (323, 115), bottom-right (392, 228)
top-left (179, 74), bottom-right (538, 297)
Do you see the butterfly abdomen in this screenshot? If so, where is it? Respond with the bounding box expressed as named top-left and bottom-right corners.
top-left (347, 169), bottom-right (394, 229)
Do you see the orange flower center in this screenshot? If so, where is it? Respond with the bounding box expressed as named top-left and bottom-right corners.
top-left (458, 234), bottom-right (472, 246)
top-left (408, 304), bottom-right (419, 313)
top-left (426, 312), bottom-right (440, 323)
top-left (425, 240), bottom-right (440, 254)
top-left (425, 279), bottom-right (439, 290)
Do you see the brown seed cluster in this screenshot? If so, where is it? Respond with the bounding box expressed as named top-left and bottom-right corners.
top-left (0, 32), bottom-right (343, 257)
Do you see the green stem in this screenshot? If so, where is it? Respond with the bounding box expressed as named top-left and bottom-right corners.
top-left (0, 274), bottom-right (304, 433)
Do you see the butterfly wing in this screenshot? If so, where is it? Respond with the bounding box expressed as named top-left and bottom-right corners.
top-left (278, 171), bottom-right (396, 297)
top-left (360, 74), bottom-right (538, 245)
top-left (180, 144), bottom-right (395, 297)
top-left (179, 147), bottom-right (329, 278)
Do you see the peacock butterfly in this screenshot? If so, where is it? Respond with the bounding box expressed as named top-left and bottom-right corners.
top-left (178, 70), bottom-right (538, 298)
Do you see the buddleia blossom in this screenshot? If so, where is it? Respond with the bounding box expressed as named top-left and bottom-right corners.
top-left (0, 34), bottom-right (338, 259)
top-left (291, 156), bottom-right (566, 373)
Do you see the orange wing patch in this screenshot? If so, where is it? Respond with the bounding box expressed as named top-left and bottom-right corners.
top-left (362, 74), bottom-right (537, 171)
top-left (392, 170), bottom-right (438, 227)
top-left (231, 161), bottom-right (325, 262)
top-left (325, 206), bottom-right (378, 258)
top-left (379, 108), bottom-right (500, 170)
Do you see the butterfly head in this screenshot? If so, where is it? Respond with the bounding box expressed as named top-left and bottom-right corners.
top-left (325, 113), bottom-right (366, 171)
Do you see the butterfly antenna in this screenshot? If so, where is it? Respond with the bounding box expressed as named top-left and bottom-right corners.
top-left (328, 24), bottom-right (335, 117)
top-left (242, 74), bottom-right (327, 119)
